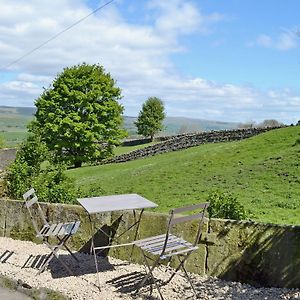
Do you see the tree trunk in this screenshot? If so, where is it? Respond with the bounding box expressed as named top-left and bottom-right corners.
top-left (74, 160), bottom-right (82, 168)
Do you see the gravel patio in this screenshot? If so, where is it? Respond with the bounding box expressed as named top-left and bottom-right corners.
top-left (0, 237), bottom-right (299, 299)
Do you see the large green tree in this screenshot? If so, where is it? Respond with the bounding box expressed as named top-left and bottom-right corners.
top-left (30, 63), bottom-right (125, 168)
top-left (135, 97), bottom-right (165, 141)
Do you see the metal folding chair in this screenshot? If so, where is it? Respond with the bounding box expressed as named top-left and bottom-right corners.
top-left (23, 188), bottom-right (80, 275)
top-left (134, 202), bottom-right (209, 299)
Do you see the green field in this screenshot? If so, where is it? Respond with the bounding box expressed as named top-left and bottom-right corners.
top-left (0, 131), bottom-right (28, 147)
top-left (68, 126), bottom-right (300, 225)
top-left (0, 107), bottom-right (33, 147)
top-left (113, 142), bottom-right (157, 156)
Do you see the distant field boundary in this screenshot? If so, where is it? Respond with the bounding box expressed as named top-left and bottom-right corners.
top-left (106, 126), bottom-right (286, 164)
top-left (0, 148), bottom-right (17, 171)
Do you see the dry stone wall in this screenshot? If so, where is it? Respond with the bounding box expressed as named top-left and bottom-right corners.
top-left (0, 148), bottom-right (16, 197)
top-left (106, 127), bottom-right (283, 164)
top-left (0, 148), bottom-right (17, 171)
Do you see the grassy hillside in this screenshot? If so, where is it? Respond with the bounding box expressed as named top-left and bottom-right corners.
top-left (68, 126), bottom-right (300, 225)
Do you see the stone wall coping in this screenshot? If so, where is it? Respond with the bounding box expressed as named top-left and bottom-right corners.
top-left (2, 198), bottom-right (299, 229)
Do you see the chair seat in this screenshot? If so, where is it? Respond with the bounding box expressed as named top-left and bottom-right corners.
top-left (134, 234), bottom-right (198, 259)
top-left (37, 221), bottom-right (80, 237)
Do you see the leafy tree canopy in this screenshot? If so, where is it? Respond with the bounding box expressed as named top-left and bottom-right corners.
top-left (258, 119), bottom-right (283, 128)
top-left (135, 97), bottom-right (165, 141)
top-left (30, 63), bottom-right (126, 167)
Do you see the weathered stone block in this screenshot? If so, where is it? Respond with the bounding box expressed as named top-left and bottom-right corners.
top-left (207, 219), bottom-right (300, 288)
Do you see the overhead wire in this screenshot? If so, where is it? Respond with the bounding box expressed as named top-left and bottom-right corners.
top-left (0, 0), bottom-right (115, 71)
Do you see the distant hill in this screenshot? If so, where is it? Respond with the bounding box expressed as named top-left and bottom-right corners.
top-left (0, 106), bottom-right (35, 146)
top-left (123, 115), bottom-right (238, 136)
top-left (0, 106), bottom-right (35, 116)
top-left (0, 106), bottom-right (35, 131)
top-left (0, 105), bottom-right (239, 145)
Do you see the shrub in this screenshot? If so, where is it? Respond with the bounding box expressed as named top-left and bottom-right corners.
top-left (293, 138), bottom-right (300, 146)
top-left (207, 190), bottom-right (247, 220)
top-left (6, 134), bottom-right (76, 203)
top-left (6, 158), bottom-right (31, 198)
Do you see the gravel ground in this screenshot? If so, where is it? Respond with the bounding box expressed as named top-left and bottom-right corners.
top-left (0, 237), bottom-right (299, 300)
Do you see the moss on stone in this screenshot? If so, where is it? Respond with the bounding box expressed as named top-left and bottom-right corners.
top-left (0, 275), bottom-right (67, 300)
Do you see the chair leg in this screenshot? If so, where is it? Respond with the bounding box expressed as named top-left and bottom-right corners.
top-left (57, 236), bottom-right (79, 262)
top-left (135, 251), bottom-right (164, 300)
top-left (38, 237), bottom-right (73, 276)
top-left (166, 252), bottom-right (191, 283)
top-left (37, 251), bottom-right (55, 275)
top-left (53, 249), bottom-right (73, 275)
top-left (178, 256), bottom-right (197, 298)
top-left (164, 253), bottom-right (198, 298)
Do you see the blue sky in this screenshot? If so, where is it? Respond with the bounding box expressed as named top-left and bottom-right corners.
top-left (182, 1), bottom-right (300, 89)
top-left (0, 0), bottom-right (299, 123)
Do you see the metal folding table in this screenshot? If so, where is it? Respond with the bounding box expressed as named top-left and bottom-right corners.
top-left (77, 194), bottom-right (158, 289)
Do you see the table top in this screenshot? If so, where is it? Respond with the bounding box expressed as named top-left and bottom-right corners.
top-left (77, 194), bottom-right (158, 214)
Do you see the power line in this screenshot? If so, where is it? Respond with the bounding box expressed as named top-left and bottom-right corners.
top-left (1, 0), bottom-right (115, 71)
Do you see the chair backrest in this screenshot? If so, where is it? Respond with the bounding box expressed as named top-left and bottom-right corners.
top-left (23, 188), bottom-right (49, 234)
top-left (165, 202), bottom-right (209, 248)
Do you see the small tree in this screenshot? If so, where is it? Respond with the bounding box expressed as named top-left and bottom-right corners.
top-left (135, 97), bottom-right (165, 141)
top-left (258, 119), bottom-right (283, 128)
top-left (30, 63), bottom-right (126, 168)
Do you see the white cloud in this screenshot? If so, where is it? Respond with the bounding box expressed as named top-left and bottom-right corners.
top-left (0, 0), bottom-right (219, 87)
top-left (0, 1), bottom-right (299, 124)
top-left (149, 0), bottom-right (202, 34)
top-left (277, 31), bottom-right (298, 50)
top-left (121, 72), bottom-right (300, 123)
top-left (148, 0), bottom-right (224, 36)
top-left (249, 30), bottom-right (298, 51)
top-left (256, 34), bottom-right (273, 48)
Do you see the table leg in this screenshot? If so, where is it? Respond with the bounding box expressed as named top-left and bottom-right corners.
top-left (88, 214), bottom-right (101, 291)
top-left (129, 209), bottom-right (144, 259)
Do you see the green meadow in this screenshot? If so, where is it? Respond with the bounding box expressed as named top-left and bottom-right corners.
top-left (0, 131), bottom-right (28, 147)
top-left (113, 142), bottom-right (157, 156)
top-left (68, 126), bottom-right (300, 226)
top-left (0, 107), bottom-right (32, 147)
